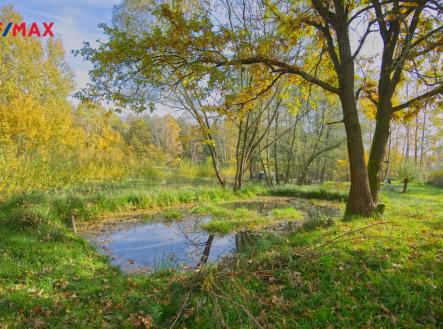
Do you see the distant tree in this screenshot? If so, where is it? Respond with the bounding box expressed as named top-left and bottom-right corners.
top-left (151, 115), bottom-right (183, 161)
top-left (125, 116), bottom-right (153, 156)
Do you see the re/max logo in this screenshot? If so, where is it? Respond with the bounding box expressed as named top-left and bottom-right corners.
top-left (0, 22), bottom-right (54, 37)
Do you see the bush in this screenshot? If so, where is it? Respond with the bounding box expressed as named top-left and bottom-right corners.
top-left (397, 164), bottom-right (423, 183)
top-left (428, 169), bottom-right (443, 187)
top-left (396, 164), bottom-right (424, 193)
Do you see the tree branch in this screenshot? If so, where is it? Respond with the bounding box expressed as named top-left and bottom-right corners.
top-left (213, 57), bottom-right (340, 94)
top-left (392, 85), bottom-right (443, 112)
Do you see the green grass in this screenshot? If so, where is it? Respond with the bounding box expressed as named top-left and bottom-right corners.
top-left (194, 204), bottom-right (304, 234)
top-left (271, 207), bottom-right (304, 220)
top-left (268, 184), bottom-right (348, 201)
top-left (201, 207), bottom-right (270, 234)
top-left (195, 205), bottom-right (273, 234)
top-left (0, 181), bottom-right (442, 328)
top-left (162, 209), bottom-right (184, 221)
top-left (183, 183), bottom-right (443, 328)
top-left (0, 179), bottom-right (266, 226)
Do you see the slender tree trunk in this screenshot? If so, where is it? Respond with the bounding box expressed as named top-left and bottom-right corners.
top-left (414, 114), bottom-right (418, 167)
top-left (402, 178), bottom-right (409, 194)
top-left (400, 128), bottom-right (405, 166)
top-left (274, 110), bottom-right (280, 185)
top-left (405, 123), bottom-right (410, 163)
top-left (420, 106), bottom-right (427, 168)
top-left (259, 149), bottom-right (273, 187)
top-left (284, 126), bottom-right (297, 183)
top-left (298, 168), bottom-right (309, 185)
top-left (208, 144), bottom-right (226, 188)
top-left (383, 134), bottom-right (391, 181)
top-left (196, 235), bottom-right (214, 267)
top-left (320, 158), bottom-right (327, 183)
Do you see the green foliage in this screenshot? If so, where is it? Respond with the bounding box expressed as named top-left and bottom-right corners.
top-left (428, 169), bottom-right (443, 187)
top-left (271, 207), bottom-right (304, 220)
top-left (268, 184), bottom-right (347, 201)
top-left (397, 164), bottom-right (423, 183)
top-left (162, 209), bottom-right (183, 221)
top-left (195, 204), bottom-right (269, 234)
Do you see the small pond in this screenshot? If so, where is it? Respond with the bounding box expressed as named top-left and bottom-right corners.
top-left (83, 197), bottom-right (340, 273)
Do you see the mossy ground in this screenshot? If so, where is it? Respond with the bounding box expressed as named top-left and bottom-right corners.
top-left (0, 180), bottom-right (441, 328)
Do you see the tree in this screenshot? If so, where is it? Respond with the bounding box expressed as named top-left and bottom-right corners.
top-left (365, 0), bottom-right (443, 202)
top-left (0, 5), bottom-right (76, 159)
top-left (151, 114), bottom-right (183, 161)
top-left (124, 115), bottom-right (153, 156)
top-left (79, 0), bottom-right (391, 216)
top-left (171, 87), bottom-right (227, 187)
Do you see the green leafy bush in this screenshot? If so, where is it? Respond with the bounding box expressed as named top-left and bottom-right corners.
top-left (428, 169), bottom-right (443, 187)
top-left (397, 164), bottom-right (423, 183)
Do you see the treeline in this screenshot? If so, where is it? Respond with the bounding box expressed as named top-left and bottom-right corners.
top-left (1, 4), bottom-right (442, 200)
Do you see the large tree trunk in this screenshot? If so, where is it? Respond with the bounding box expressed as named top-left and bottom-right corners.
top-left (367, 106), bottom-right (392, 202)
top-left (335, 26), bottom-right (375, 217)
top-left (341, 91), bottom-right (375, 217)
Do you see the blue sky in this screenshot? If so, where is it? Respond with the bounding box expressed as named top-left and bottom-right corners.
top-left (4, 0), bottom-right (382, 106)
top-left (7, 0), bottom-right (121, 92)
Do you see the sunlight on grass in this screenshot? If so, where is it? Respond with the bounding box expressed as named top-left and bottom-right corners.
top-left (0, 182), bottom-right (441, 328)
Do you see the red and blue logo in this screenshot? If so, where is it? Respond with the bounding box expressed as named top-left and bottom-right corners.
top-left (0, 22), bottom-right (54, 37)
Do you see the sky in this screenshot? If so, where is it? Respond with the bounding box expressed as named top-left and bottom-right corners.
top-left (6, 0), bottom-right (121, 92)
top-left (4, 0), bottom-right (383, 114)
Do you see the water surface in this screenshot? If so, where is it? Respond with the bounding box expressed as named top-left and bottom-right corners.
top-left (85, 216), bottom-right (241, 273)
top-left (84, 197), bottom-right (340, 273)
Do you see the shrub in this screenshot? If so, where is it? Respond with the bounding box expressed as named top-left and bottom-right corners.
top-left (397, 164), bottom-right (423, 183)
top-left (397, 164), bottom-right (424, 193)
top-left (428, 169), bottom-right (443, 187)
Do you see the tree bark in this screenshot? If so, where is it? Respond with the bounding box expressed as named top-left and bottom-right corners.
top-left (419, 106), bottom-right (427, 168)
top-left (273, 110), bottom-right (280, 185)
top-left (334, 24), bottom-right (375, 217)
top-left (367, 106), bottom-right (392, 202)
top-left (402, 178), bottom-right (409, 194)
top-left (405, 122), bottom-right (410, 163)
top-left (414, 114), bottom-right (418, 167)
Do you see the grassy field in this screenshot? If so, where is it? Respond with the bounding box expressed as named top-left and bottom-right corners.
top-left (0, 180), bottom-right (441, 328)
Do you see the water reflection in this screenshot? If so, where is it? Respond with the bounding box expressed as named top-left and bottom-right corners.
top-left (85, 217), bottom-right (255, 273)
top-left (84, 197), bottom-right (340, 274)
